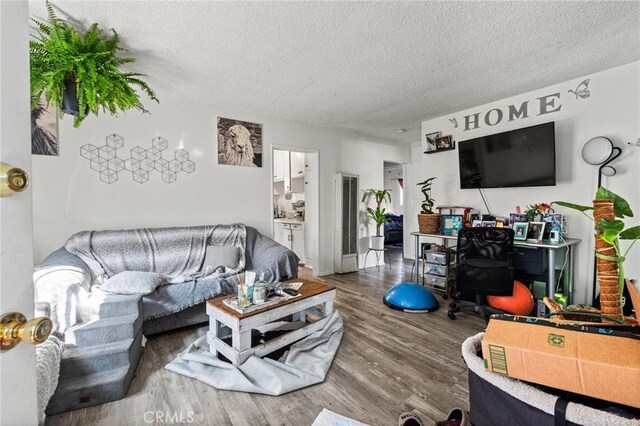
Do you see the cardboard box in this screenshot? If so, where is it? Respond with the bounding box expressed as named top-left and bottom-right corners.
top-left (482, 315), bottom-right (640, 408)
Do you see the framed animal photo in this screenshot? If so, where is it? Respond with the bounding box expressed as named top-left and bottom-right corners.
top-left (424, 131), bottom-right (441, 153)
top-left (217, 117), bottom-right (262, 167)
top-left (435, 135), bottom-right (454, 150)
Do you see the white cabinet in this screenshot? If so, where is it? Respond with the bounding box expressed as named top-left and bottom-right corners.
top-left (274, 221), bottom-right (286, 246)
top-left (290, 152), bottom-right (305, 178)
top-left (290, 223), bottom-right (305, 262)
top-left (273, 150), bottom-right (286, 181)
top-left (274, 151), bottom-right (305, 193)
top-left (290, 176), bottom-right (305, 193)
top-left (274, 221), bottom-right (305, 264)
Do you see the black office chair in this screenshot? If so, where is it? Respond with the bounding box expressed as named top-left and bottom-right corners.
top-left (448, 227), bottom-right (515, 322)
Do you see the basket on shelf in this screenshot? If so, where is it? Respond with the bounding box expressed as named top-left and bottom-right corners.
top-left (418, 213), bottom-right (441, 234)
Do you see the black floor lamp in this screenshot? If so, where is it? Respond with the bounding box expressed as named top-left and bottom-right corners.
top-left (581, 136), bottom-right (622, 304)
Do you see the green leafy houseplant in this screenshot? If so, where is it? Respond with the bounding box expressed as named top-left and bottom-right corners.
top-left (553, 187), bottom-right (640, 321)
top-left (362, 189), bottom-right (392, 237)
top-left (416, 177), bottom-right (441, 233)
top-left (30, 2), bottom-right (158, 127)
top-left (524, 202), bottom-right (553, 221)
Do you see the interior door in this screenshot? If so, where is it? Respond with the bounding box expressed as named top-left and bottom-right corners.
top-left (0, 1), bottom-right (39, 424)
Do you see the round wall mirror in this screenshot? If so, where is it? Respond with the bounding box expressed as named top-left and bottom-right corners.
top-left (582, 137), bottom-right (613, 165)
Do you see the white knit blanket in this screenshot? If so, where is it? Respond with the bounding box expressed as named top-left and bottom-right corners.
top-left (34, 263), bottom-right (91, 334)
top-left (36, 336), bottom-right (63, 424)
top-left (36, 224), bottom-right (246, 334)
top-left (64, 224), bottom-right (246, 280)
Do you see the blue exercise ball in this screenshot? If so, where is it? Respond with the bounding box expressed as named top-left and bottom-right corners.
top-left (384, 282), bottom-right (439, 313)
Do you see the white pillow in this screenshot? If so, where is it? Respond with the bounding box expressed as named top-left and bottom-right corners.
top-left (99, 271), bottom-right (167, 295)
top-left (201, 246), bottom-right (240, 273)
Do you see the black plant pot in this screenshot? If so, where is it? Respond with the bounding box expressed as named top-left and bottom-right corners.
top-left (61, 80), bottom-right (87, 116)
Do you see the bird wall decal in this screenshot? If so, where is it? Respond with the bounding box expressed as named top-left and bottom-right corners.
top-left (568, 79), bottom-right (591, 99)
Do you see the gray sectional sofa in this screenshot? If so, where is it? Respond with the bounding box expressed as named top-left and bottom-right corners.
top-left (34, 224), bottom-right (298, 414)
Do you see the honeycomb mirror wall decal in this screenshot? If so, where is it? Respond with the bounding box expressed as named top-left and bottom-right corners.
top-left (80, 134), bottom-right (196, 184)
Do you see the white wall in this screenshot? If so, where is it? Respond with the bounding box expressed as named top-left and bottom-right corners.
top-left (413, 62), bottom-right (640, 304)
top-left (31, 92), bottom-right (409, 275)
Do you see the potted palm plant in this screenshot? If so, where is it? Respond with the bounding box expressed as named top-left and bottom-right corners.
top-left (417, 177), bottom-right (441, 233)
top-left (362, 189), bottom-right (392, 250)
top-left (30, 1), bottom-right (158, 127)
top-left (554, 187), bottom-right (640, 323)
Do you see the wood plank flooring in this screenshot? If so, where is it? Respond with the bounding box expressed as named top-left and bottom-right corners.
top-left (46, 248), bottom-right (485, 426)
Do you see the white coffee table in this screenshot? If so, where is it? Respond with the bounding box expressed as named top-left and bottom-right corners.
top-left (206, 279), bottom-right (336, 365)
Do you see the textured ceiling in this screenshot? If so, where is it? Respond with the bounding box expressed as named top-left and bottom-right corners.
top-left (29, 1), bottom-right (640, 143)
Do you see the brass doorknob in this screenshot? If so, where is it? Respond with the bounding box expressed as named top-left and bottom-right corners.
top-left (1, 312), bottom-right (52, 351)
top-left (0, 162), bottom-right (29, 197)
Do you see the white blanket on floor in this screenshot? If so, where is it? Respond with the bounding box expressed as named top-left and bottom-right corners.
top-left (165, 311), bottom-right (343, 395)
top-left (312, 409), bottom-right (370, 426)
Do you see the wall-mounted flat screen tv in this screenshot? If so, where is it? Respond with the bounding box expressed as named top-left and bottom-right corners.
top-left (458, 122), bottom-right (556, 189)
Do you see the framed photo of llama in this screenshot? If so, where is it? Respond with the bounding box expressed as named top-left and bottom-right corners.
top-left (217, 117), bottom-right (263, 167)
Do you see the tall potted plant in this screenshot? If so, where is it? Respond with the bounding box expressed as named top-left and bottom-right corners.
top-left (30, 1), bottom-right (158, 127)
top-left (417, 177), bottom-right (441, 233)
top-left (554, 187), bottom-right (640, 322)
top-left (362, 189), bottom-right (392, 250)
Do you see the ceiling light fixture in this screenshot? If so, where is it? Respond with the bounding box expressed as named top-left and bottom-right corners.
top-left (395, 129), bottom-right (407, 133)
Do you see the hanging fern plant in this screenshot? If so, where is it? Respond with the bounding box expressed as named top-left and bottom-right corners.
top-left (30, 1), bottom-right (158, 127)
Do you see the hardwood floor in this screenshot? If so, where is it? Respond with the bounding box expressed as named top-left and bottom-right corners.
top-left (46, 248), bottom-right (485, 426)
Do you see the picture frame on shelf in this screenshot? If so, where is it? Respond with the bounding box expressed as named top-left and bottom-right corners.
top-left (495, 217), bottom-right (509, 227)
top-left (541, 212), bottom-right (567, 235)
top-left (435, 135), bottom-right (454, 151)
top-left (481, 220), bottom-right (497, 227)
top-left (442, 215), bottom-right (464, 235)
top-left (509, 213), bottom-right (528, 226)
top-left (513, 222), bottom-right (529, 241)
top-left (424, 131), bottom-right (441, 153)
top-left (471, 220), bottom-right (483, 228)
top-left (528, 221), bottom-right (546, 241)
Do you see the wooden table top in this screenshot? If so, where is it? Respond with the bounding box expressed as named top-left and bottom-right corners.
top-left (207, 279), bottom-right (336, 320)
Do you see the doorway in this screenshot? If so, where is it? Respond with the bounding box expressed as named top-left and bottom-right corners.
top-left (270, 146), bottom-right (320, 275)
top-left (1, 1), bottom-right (40, 424)
top-left (383, 161), bottom-right (404, 255)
